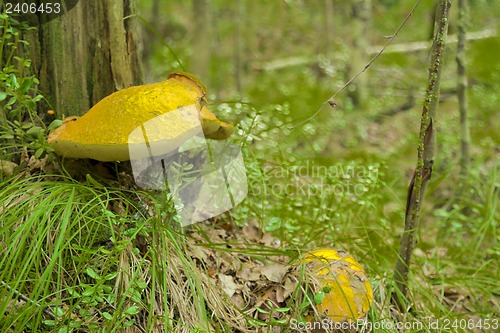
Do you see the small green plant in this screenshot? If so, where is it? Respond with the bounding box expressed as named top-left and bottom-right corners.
top-left (0, 11), bottom-right (50, 162)
top-left (249, 300), bottom-right (290, 327)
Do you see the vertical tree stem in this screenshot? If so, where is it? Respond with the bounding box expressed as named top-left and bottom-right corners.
top-left (392, 0), bottom-right (451, 312)
top-left (457, 0), bottom-right (470, 175)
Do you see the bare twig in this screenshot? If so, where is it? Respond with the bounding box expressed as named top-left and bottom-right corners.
top-left (1, 281), bottom-right (146, 333)
top-left (373, 87), bottom-right (458, 122)
top-left (290, 0), bottom-right (423, 129)
top-left (392, 0), bottom-right (451, 312)
top-left (1, 280), bottom-right (56, 320)
top-left (1, 282), bottom-right (91, 332)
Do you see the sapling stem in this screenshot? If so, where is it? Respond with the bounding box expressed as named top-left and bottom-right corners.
top-left (392, 0), bottom-right (451, 312)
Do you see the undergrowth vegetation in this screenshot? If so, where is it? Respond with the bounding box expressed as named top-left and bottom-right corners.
top-left (1, 1), bottom-right (499, 332)
top-left (0, 11), bottom-right (52, 164)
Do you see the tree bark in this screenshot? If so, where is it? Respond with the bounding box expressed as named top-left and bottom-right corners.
top-left (27, 0), bottom-right (144, 116)
top-left (324, 0), bottom-right (334, 57)
top-left (457, 0), bottom-right (470, 176)
top-left (346, 0), bottom-right (371, 110)
top-left (234, 0), bottom-right (244, 97)
top-left (191, 0), bottom-right (212, 81)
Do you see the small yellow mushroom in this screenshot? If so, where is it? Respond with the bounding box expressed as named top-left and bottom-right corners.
top-left (48, 73), bottom-right (234, 161)
top-left (303, 249), bottom-right (372, 322)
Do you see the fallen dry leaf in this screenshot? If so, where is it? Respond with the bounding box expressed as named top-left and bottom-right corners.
top-left (262, 263), bottom-right (290, 283)
top-left (218, 273), bottom-right (238, 297)
top-left (241, 262), bottom-right (262, 281)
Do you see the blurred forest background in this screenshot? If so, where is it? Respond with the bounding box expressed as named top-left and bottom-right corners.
top-left (0, 0), bottom-right (499, 331)
top-left (134, 0), bottom-right (499, 248)
top-left (133, 0), bottom-right (500, 320)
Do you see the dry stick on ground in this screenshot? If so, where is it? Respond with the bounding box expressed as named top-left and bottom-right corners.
top-left (0, 281), bottom-right (88, 330)
top-left (392, 0), bottom-right (451, 312)
top-left (0, 280), bottom-right (57, 320)
top-left (0, 280), bottom-right (145, 333)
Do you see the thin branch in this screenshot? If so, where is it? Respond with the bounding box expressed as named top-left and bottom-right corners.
top-left (1, 281), bottom-right (146, 333)
top-left (290, 0), bottom-right (423, 129)
top-left (1, 280), bottom-right (56, 320)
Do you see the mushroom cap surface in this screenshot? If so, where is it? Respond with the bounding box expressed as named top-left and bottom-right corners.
top-left (48, 73), bottom-right (234, 161)
top-left (303, 249), bottom-right (373, 322)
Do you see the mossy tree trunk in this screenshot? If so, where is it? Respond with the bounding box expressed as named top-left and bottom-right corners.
top-left (27, 1), bottom-right (144, 116)
top-left (392, 0), bottom-right (451, 312)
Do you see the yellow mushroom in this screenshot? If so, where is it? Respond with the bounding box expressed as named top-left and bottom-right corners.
top-left (303, 249), bottom-right (372, 322)
top-left (48, 73), bottom-right (234, 161)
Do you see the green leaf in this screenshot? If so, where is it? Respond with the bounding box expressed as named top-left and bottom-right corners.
top-left (269, 318), bottom-right (287, 325)
top-left (130, 289), bottom-right (142, 303)
top-left (67, 287), bottom-right (81, 298)
top-left (24, 99), bottom-right (36, 109)
top-left (82, 288), bottom-right (94, 297)
top-left (102, 209), bottom-right (115, 218)
top-left (7, 96), bottom-right (16, 106)
top-left (48, 119), bottom-right (63, 131)
top-left (19, 78), bottom-right (33, 94)
top-left (86, 267), bottom-right (99, 279)
top-left (0, 91), bottom-right (7, 101)
top-left (104, 272), bottom-right (119, 281)
top-left (135, 280), bottom-right (148, 289)
top-left (53, 307), bottom-right (64, 316)
top-left (254, 306), bottom-right (269, 314)
top-left (124, 305), bottom-right (139, 315)
top-left (9, 74), bottom-right (19, 88)
top-left (99, 248), bottom-right (111, 255)
top-left (26, 126), bottom-right (44, 138)
top-left (34, 148), bottom-right (44, 159)
top-left (86, 174), bottom-right (104, 188)
top-left (102, 312), bottom-right (113, 320)
top-left (314, 291), bottom-right (325, 305)
top-left (273, 307), bottom-right (291, 313)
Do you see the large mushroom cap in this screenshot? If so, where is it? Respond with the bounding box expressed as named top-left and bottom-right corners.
top-left (303, 249), bottom-right (372, 322)
top-left (48, 73), bottom-right (234, 161)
